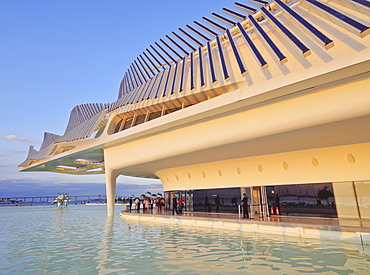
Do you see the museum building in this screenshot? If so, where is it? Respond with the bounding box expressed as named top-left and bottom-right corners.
top-left (19, 0), bottom-right (370, 219)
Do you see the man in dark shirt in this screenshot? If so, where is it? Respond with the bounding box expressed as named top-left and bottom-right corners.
top-left (129, 197), bottom-right (133, 211)
top-left (172, 195), bottom-right (178, 215)
top-left (242, 193), bottom-right (249, 218)
top-left (215, 195), bottom-right (221, 213)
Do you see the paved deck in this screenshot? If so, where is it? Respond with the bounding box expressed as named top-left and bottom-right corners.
top-left (120, 209), bottom-right (370, 246)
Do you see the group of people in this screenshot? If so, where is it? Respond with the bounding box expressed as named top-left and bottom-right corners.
top-left (128, 193), bottom-right (250, 218)
top-left (172, 195), bottom-right (185, 215)
top-left (128, 197), bottom-right (165, 212)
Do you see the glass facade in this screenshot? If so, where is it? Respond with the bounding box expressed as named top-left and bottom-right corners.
top-left (332, 181), bottom-right (370, 220)
top-left (193, 188), bottom-right (241, 214)
top-left (164, 181), bottom-right (370, 219)
top-left (354, 181), bottom-right (370, 219)
top-left (165, 182), bottom-right (342, 218)
top-left (267, 183), bottom-right (337, 217)
top-left (167, 190), bottom-right (194, 212)
top-left (165, 188), bottom-right (241, 214)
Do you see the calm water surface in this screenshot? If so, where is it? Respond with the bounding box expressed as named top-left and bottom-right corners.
top-left (0, 205), bottom-right (369, 274)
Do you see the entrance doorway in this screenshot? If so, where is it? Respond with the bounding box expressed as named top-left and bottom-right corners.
top-left (248, 186), bottom-right (269, 218)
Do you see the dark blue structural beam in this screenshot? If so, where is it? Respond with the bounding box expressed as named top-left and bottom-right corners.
top-left (129, 65), bottom-right (140, 87)
top-left (261, 7), bottom-right (311, 57)
top-left (226, 29), bottom-right (247, 76)
top-left (143, 51), bottom-right (161, 73)
top-left (144, 76), bottom-right (157, 100)
top-left (250, 0), bottom-right (269, 5)
top-left (207, 41), bottom-right (217, 84)
top-left (186, 24), bottom-right (212, 42)
top-left (139, 54), bottom-right (155, 77)
top-left (190, 51), bottom-right (195, 90)
top-left (134, 60), bottom-right (148, 82)
top-left (132, 62), bottom-right (144, 84)
top-left (202, 17), bottom-right (227, 32)
top-left (125, 72), bottom-right (133, 92)
top-left (131, 80), bottom-right (145, 103)
top-left (165, 35), bottom-right (189, 55)
top-left (162, 65), bottom-right (174, 97)
top-left (136, 58), bottom-right (151, 80)
top-left (194, 21), bottom-right (219, 37)
top-left (147, 73), bottom-right (161, 100)
top-left (155, 71), bottom-right (166, 98)
top-left (129, 86), bottom-right (140, 103)
top-left (127, 69), bottom-right (136, 90)
top-left (129, 89), bottom-right (139, 105)
top-left (179, 57), bottom-right (186, 92)
top-left (198, 46), bottom-right (206, 87)
top-left (179, 28), bottom-right (204, 47)
top-left (350, 0), bottom-right (370, 8)
top-left (234, 2), bottom-right (257, 13)
top-left (136, 79), bottom-right (151, 103)
top-left (236, 22), bottom-right (268, 69)
top-left (170, 62), bottom-right (179, 95)
top-left (122, 74), bottom-right (128, 93)
top-left (118, 79), bottom-right (124, 98)
top-left (172, 31), bottom-right (197, 51)
top-left (306, 0), bottom-right (369, 37)
top-left (248, 15), bottom-right (287, 64)
top-left (216, 36), bottom-right (230, 80)
top-left (150, 45), bottom-right (172, 67)
top-left (159, 38), bottom-right (183, 59)
top-left (212, 12), bottom-right (236, 26)
top-left (146, 49), bottom-right (165, 70)
top-left (222, 7), bottom-right (247, 20)
top-left (155, 42), bottom-right (177, 63)
top-left (274, 0), bottom-right (333, 50)
top-left (140, 77), bottom-right (154, 101)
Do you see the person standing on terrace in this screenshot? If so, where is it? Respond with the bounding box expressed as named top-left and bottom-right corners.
top-left (242, 193), bottom-right (249, 219)
top-left (172, 195), bottom-right (178, 215)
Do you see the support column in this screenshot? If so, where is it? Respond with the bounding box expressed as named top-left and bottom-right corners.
top-left (105, 167), bottom-right (119, 216)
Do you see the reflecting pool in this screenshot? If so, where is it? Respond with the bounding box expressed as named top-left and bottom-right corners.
top-left (1, 205), bottom-right (369, 274)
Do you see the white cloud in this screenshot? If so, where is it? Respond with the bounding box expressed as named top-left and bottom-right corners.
top-left (0, 135), bottom-right (39, 143)
top-left (6, 149), bottom-right (28, 154)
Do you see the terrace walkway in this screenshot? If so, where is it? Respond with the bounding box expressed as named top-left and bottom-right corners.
top-left (120, 208), bottom-right (370, 248)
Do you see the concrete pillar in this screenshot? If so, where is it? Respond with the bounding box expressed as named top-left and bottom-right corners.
top-left (105, 167), bottom-right (119, 216)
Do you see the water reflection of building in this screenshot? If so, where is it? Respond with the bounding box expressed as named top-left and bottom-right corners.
top-left (19, 0), bottom-right (370, 222)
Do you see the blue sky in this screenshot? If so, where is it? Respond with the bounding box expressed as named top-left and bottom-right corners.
top-left (0, 0), bottom-right (248, 197)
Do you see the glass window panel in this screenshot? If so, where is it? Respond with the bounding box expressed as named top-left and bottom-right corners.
top-left (332, 181), bottom-right (359, 219)
top-left (354, 181), bottom-right (370, 219)
top-left (193, 188), bottom-right (240, 213)
top-left (275, 185), bottom-right (299, 216)
top-left (296, 184), bottom-right (318, 216)
top-left (312, 183), bottom-right (337, 217)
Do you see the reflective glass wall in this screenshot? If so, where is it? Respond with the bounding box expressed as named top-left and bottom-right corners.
top-left (332, 181), bottom-right (370, 219)
top-left (166, 190), bottom-right (194, 211)
top-left (166, 181), bottom-right (370, 219)
top-left (165, 188), bottom-right (241, 214)
top-left (267, 183), bottom-right (337, 218)
top-left (193, 188), bottom-right (241, 213)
